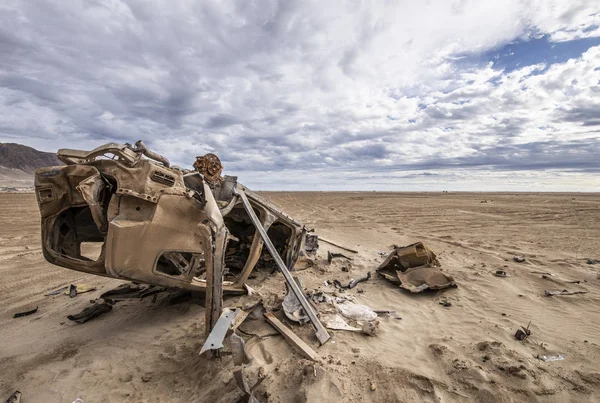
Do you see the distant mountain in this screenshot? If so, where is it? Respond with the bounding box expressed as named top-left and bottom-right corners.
top-left (0, 143), bottom-right (61, 173)
top-left (0, 143), bottom-right (61, 188)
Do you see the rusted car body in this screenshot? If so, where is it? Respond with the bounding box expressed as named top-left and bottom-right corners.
top-left (34, 142), bottom-right (318, 331)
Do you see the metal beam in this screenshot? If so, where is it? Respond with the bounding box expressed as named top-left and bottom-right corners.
top-left (235, 187), bottom-right (330, 344)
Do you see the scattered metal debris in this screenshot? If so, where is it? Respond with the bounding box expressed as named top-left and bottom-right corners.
top-left (5, 391), bottom-right (21, 403)
top-left (514, 321), bottom-right (532, 341)
top-left (200, 308), bottom-right (240, 355)
top-left (44, 286), bottom-right (68, 296)
top-left (230, 333), bottom-right (251, 366)
top-left (327, 251), bottom-right (353, 263)
top-left (379, 241), bottom-right (440, 270)
top-left (66, 284), bottom-right (96, 298)
top-left (13, 306), bottom-right (38, 318)
top-left (396, 266), bottom-right (454, 293)
top-left (586, 259), bottom-right (600, 265)
top-left (332, 272), bottom-right (372, 291)
top-left (243, 284), bottom-right (257, 296)
top-left (232, 302), bottom-right (262, 331)
top-left (67, 302), bottom-right (112, 323)
top-left (439, 301), bottom-right (452, 307)
top-left (318, 237), bottom-right (358, 254)
top-left (233, 367), bottom-right (265, 403)
top-left (323, 313), bottom-right (378, 336)
top-left (332, 279), bottom-right (345, 291)
top-left (236, 188), bottom-right (330, 345)
top-left (373, 309), bottom-right (396, 316)
top-left (348, 272), bottom-right (371, 289)
top-left (544, 289), bottom-right (588, 296)
top-left (323, 314), bottom-right (362, 332)
top-left (100, 283), bottom-right (164, 300)
top-left (493, 270), bottom-right (510, 277)
top-left (537, 354), bottom-right (565, 362)
top-left (541, 275), bottom-right (581, 284)
top-left (513, 256), bottom-right (526, 263)
top-left (282, 277), bottom-right (309, 324)
top-left (308, 291), bottom-right (354, 305)
top-left (377, 242), bottom-right (455, 293)
top-left (264, 312), bottom-right (319, 361)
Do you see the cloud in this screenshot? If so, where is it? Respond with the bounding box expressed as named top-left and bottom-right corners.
top-left (0, 0), bottom-right (599, 191)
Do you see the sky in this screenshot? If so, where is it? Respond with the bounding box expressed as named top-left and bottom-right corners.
top-left (0, 0), bottom-right (599, 191)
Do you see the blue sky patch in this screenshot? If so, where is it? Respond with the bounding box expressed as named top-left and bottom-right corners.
top-left (457, 34), bottom-right (600, 73)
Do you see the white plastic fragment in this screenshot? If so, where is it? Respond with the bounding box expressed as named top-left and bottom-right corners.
top-left (538, 354), bottom-right (565, 362)
top-left (323, 314), bottom-right (361, 332)
top-left (335, 302), bottom-right (377, 322)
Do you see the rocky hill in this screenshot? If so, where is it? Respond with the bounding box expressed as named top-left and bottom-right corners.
top-left (0, 143), bottom-right (61, 188)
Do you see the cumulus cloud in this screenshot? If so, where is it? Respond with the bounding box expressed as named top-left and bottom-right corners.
top-left (0, 0), bottom-right (599, 190)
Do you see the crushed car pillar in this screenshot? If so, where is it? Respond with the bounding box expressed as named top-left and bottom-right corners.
top-left (202, 181), bottom-right (228, 338)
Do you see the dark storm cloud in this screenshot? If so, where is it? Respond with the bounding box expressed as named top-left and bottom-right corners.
top-left (557, 104), bottom-right (600, 125)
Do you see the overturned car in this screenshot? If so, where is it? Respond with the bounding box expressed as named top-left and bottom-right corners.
top-left (34, 141), bottom-right (325, 339)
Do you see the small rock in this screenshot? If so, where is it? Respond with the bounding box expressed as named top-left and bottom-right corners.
top-left (351, 347), bottom-right (361, 354)
top-left (141, 375), bottom-right (152, 382)
top-left (370, 381), bottom-right (376, 391)
top-left (120, 373), bottom-right (133, 383)
top-left (507, 366), bottom-right (526, 379)
top-left (361, 320), bottom-right (379, 336)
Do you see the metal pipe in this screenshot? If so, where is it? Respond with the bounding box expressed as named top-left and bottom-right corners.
top-left (134, 140), bottom-right (170, 167)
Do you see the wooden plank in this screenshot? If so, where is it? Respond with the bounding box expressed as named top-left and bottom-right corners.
top-left (264, 312), bottom-right (318, 361)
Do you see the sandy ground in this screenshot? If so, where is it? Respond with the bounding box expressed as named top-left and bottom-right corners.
top-left (1, 191), bottom-right (600, 403)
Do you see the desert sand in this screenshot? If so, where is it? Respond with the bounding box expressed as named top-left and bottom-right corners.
top-left (1, 191), bottom-right (600, 403)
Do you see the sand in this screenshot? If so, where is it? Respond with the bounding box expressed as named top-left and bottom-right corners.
top-left (1, 191), bottom-right (600, 402)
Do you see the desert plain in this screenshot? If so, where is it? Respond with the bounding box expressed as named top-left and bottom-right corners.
top-left (1, 191), bottom-right (600, 402)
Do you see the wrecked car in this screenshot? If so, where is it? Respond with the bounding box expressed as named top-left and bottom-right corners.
top-left (34, 141), bottom-right (320, 335)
